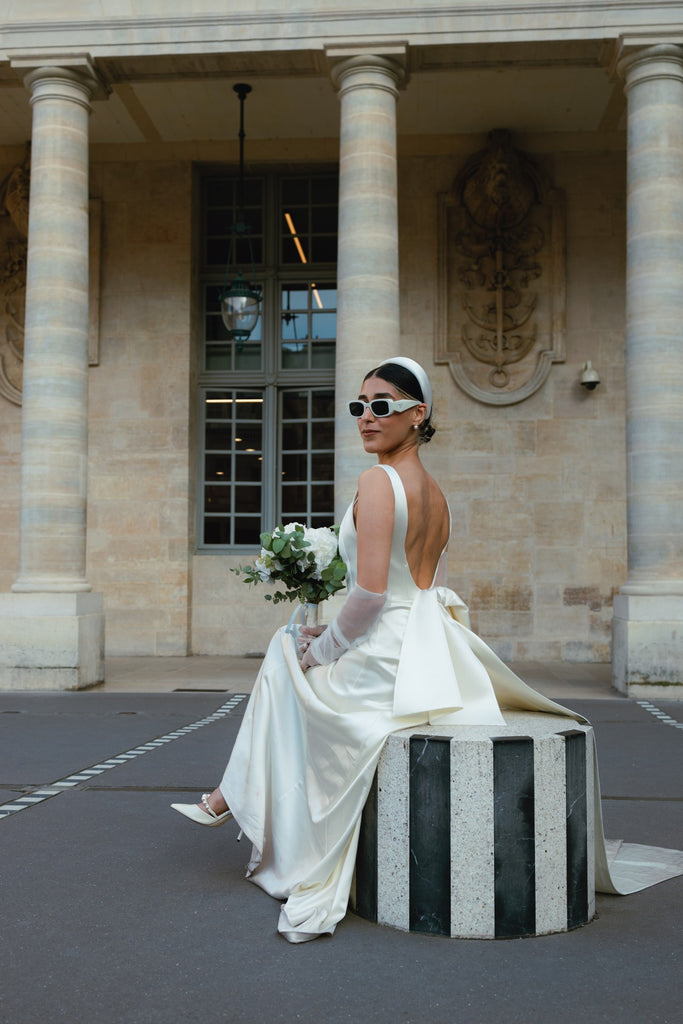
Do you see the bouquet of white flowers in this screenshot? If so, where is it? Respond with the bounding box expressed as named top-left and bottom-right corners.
top-left (232, 522), bottom-right (347, 607)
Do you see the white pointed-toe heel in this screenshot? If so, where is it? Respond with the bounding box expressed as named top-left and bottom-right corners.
top-left (171, 793), bottom-right (233, 827)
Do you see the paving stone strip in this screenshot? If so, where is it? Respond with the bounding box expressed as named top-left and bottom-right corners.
top-left (635, 700), bottom-right (683, 729)
top-left (0, 694), bottom-right (247, 820)
top-left (2, 696), bottom-right (679, 822)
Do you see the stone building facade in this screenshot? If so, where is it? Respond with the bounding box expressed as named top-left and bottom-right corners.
top-left (0, 2), bottom-right (681, 697)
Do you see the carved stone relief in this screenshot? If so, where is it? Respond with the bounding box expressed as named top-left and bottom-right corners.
top-left (0, 148), bottom-right (29, 406)
top-left (0, 149), bottom-right (101, 406)
top-left (436, 130), bottom-right (566, 405)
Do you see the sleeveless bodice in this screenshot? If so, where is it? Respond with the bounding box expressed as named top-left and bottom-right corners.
top-left (337, 462), bottom-right (506, 722)
top-left (338, 463), bottom-right (443, 601)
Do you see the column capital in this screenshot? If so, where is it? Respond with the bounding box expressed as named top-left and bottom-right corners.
top-left (616, 43), bottom-right (683, 90)
top-left (11, 54), bottom-right (109, 102)
top-left (326, 45), bottom-right (408, 94)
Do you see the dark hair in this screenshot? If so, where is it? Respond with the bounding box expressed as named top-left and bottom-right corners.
top-left (364, 362), bottom-right (436, 444)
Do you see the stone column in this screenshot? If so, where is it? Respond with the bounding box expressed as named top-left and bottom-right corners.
top-left (328, 51), bottom-right (406, 512)
top-left (0, 60), bottom-right (105, 690)
top-left (612, 44), bottom-right (683, 697)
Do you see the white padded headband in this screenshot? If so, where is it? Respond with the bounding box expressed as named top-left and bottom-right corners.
top-left (377, 356), bottom-right (433, 418)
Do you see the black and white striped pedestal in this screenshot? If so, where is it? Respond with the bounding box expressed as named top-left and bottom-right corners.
top-left (352, 711), bottom-right (595, 938)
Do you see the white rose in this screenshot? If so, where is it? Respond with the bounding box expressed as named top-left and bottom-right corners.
top-left (281, 522), bottom-right (304, 535)
top-left (303, 527), bottom-right (338, 579)
top-left (254, 554), bottom-right (272, 583)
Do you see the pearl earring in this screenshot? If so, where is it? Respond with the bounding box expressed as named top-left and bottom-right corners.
top-left (413, 424), bottom-right (419, 430)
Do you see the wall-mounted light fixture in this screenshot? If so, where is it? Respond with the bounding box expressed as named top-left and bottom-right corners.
top-left (580, 360), bottom-right (600, 391)
top-left (219, 84), bottom-right (261, 350)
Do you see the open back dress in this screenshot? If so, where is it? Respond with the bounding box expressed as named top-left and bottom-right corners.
top-left (221, 464), bottom-right (683, 943)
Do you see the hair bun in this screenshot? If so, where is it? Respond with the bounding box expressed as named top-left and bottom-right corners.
top-left (419, 421), bottom-right (436, 444)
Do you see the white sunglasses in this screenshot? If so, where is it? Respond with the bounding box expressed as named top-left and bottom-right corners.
top-left (348, 398), bottom-right (420, 418)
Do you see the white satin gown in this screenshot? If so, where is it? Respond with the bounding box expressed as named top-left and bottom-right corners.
top-left (221, 464), bottom-right (682, 943)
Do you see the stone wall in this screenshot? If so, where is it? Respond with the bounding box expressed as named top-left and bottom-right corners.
top-left (0, 140), bottom-right (628, 661)
top-left (85, 160), bottom-right (194, 656)
top-left (399, 138), bottom-right (627, 662)
top-left (191, 554), bottom-right (293, 657)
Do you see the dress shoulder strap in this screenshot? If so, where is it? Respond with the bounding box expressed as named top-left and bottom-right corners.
top-left (371, 464), bottom-right (408, 544)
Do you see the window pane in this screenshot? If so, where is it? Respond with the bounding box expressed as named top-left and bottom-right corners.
top-left (311, 236), bottom-right (337, 263)
top-left (205, 486), bottom-right (231, 513)
top-left (207, 209), bottom-right (232, 236)
top-left (312, 312), bottom-right (336, 339)
top-left (205, 286), bottom-right (221, 313)
top-left (282, 296), bottom-right (309, 317)
top-left (234, 485), bottom-right (261, 513)
top-left (281, 179), bottom-right (308, 204)
top-left (282, 391), bottom-right (309, 419)
top-left (311, 391), bottom-right (334, 419)
top-left (313, 421), bottom-right (334, 450)
top-left (284, 207), bottom-right (309, 235)
top-left (312, 177), bottom-right (338, 203)
top-left (282, 453), bottom-right (308, 480)
top-left (205, 424), bottom-right (231, 451)
top-left (281, 342), bottom-right (308, 369)
top-left (282, 317), bottom-right (309, 342)
top-left (282, 284), bottom-right (309, 311)
top-left (235, 395), bottom-right (264, 419)
top-left (234, 236), bottom-right (262, 265)
top-left (205, 346), bottom-right (232, 371)
top-left (312, 453), bottom-right (334, 480)
top-left (204, 518), bottom-right (231, 545)
top-left (282, 423), bottom-right (308, 449)
top-left (235, 454), bottom-right (262, 481)
top-left (243, 179), bottom-right (263, 205)
top-left (234, 517), bottom-right (261, 545)
top-left (282, 485), bottom-right (307, 513)
top-left (311, 207), bottom-right (338, 233)
top-left (234, 343), bottom-right (262, 371)
top-left (313, 286), bottom-right (337, 307)
top-left (312, 484), bottom-right (333, 512)
top-left (205, 454), bottom-right (231, 480)
top-left (234, 424), bottom-right (261, 450)
top-left (205, 239), bottom-right (228, 266)
top-left (206, 314), bottom-right (229, 341)
top-left (205, 392), bottom-right (232, 419)
top-left (205, 178), bottom-right (233, 206)
top-left (243, 208), bottom-right (262, 234)
top-left (311, 341), bottom-right (336, 369)
top-left (237, 317), bottom-right (262, 342)
top-left (281, 237), bottom-right (300, 264)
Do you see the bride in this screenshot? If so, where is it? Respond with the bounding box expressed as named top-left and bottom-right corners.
top-left (172, 357), bottom-right (682, 943)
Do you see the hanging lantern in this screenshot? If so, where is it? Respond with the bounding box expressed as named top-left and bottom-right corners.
top-left (219, 84), bottom-right (261, 350)
top-left (220, 271), bottom-right (261, 346)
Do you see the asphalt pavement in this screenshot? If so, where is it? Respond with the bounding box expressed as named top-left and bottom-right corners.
top-left (0, 660), bottom-right (681, 1024)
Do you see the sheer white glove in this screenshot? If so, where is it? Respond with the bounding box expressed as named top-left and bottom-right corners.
top-left (300, 584), bottom-right (388, 670)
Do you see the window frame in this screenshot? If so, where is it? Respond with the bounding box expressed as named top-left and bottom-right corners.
top-left (197, 169), bottom-right (338, 553)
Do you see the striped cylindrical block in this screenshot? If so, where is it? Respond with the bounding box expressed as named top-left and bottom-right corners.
top-left (352, 711), bottom-right (595, 938)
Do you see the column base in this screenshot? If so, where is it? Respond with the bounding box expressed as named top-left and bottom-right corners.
top-left (612, 593), bottom-right (683, 698)
top-left (0, 592), bottom-right (104, 690)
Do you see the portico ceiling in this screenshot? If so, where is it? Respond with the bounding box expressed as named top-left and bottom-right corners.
top-left (0, 39), bottom-right (624, 150)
